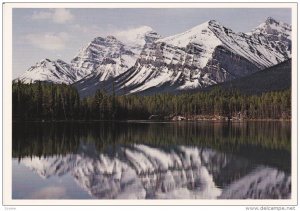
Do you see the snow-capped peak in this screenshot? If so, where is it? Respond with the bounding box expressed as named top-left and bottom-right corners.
top-left (250, 17), bottom-right (291, 58)
top-left (157, 20), bottom-right (222, 48)
top-left (106, 35), bottom-right (118, 40)
top-left (266, 16), bottom-right (279, 24)
top-left (80, 18), bottom-right (291, 96)
top-left (251, 17), bottom-right (291, 35)
top-left (265, 16), bottom-right (290, 29)
top-left (34, 58), bottom-right (58, 67)
top-left (71, 35), bottom-right (132, 77)
top-left (15, 58), bottom-right (80, 84)
top-left (71, 26), bottom-right (162, 86)
top-left (16, 18), bottom-right (291, 93)
top-left (87, 36), bottom-right (121, 48)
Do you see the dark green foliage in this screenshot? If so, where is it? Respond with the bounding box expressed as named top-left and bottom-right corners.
top-left (12, 81), bottom-right (291, 121)
top-left (12, 81), bottom-right (80, 120)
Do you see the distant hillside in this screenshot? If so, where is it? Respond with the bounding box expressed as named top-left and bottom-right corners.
top-left (201, 59), bottom-right (291, 95)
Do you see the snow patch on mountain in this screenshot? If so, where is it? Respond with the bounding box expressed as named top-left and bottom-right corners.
top-left (250, 17), bottom-right (291, 58)
top-left (87, 18), bottom-right (291, 95)
top-left (16, 18), bottom-right (291, 94)
top-left (72, 27), bottom-right (162, 89)
top-left (16, 26), bottom-right (161, 85)
top-left (158, 21), bottom-right (223, 68)
top-left (251, 17), bottom-right (291, 38)
top-left (71, 36), bottom-right (137, 79)
top-left (15, 58), bottom-right (82, 84)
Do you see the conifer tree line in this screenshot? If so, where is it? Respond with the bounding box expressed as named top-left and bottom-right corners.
top-left (12, 81), bottom-right (291, 121)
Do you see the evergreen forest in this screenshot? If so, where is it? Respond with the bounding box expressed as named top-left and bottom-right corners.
top-left (12, 81), bottom-right (291, 121)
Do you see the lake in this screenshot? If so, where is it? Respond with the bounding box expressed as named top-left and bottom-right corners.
top-left (12, 120), bottom-right (291, 199)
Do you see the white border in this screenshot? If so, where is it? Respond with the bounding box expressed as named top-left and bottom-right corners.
top-left (2, 2), bottom-right (298, 206)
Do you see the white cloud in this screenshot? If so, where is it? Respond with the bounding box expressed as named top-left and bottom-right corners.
top-left (114, 26), bottom-right (153, 46)
top-left (32, 9), bottom-right (74, 24)
top-left (25, 32), bottom-right (69, 50)
top-left (52, 9), bottom-right (74, 24)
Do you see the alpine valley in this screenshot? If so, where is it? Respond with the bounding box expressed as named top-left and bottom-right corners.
top-left (12, 13), bottom-right (293, 201)
top-left (15, 17), bottom-right (291, 97)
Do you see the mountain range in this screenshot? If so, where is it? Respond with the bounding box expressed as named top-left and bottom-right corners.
top-left (15, 17), bottom-right (291, 97)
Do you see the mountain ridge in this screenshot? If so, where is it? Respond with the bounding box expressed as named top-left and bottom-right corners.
top-left (14, 58), bottom-right (83, 84)
top-left (76, 18), bottom-right (291, 97)
top-left (14, 17), bottom-right (292, 97)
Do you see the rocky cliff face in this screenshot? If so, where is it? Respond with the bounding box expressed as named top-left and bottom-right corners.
top-left (74, 28), bottom-right (161, 95)
top-left (71, 36), bottom-right (137, 81)
top-left (76, 18), bottom-right (291, 96)
top-left (250, 17), bottom-right (291, 59)
top-left (71, 25), bottom-right (162, 81)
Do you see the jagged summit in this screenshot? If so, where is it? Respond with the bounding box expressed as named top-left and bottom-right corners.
top-left (75, 18), bottom-right (291, 96)
top-left (91, 36), bottom-right (118, 43)
top-left (106, 35), bottom-right (117, 40)
top-left (71, 35), bottom-right (135, 79)
top-left (154, 18), bottom-right (288, 69)
top-left (71, 26), bottom-right (162, 85)
top-left (252, 17), bottom-right (291, 34)
top-left (206, 19), bottom-right (221, 26)
top-left (264, 16), bottom-right (290, 28)
top-left (266, 16), bottom-right (278, 23)
top-left (250, 17), bottom-right (291, 58)
top-left (15, 58), bottom-right (81, 84)
top-left (83, 36), bottom-right (122, 52)
top-left (157, 20), bottom-right (222, 48)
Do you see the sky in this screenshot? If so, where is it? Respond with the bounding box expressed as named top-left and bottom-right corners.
top-left (13, 8), bottom-right (291, 79)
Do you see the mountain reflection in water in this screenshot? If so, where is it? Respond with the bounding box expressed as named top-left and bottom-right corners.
top-left (12, 121), bottom-right (291, 199)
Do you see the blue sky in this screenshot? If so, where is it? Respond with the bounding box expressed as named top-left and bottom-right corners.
top-left (13, 8), bottom-right (291, 78)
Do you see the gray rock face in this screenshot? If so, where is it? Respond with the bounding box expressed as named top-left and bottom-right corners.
top-left (251, 17), bottom-right (291, 59)
top-left (71, 28), bottom-right (162, 83)
top-left (71, 36), bottom-right (137, 80)
top-left (76, 18), bottom-right (291, 96)
top-left (203, 46), bottom-right (260, 82)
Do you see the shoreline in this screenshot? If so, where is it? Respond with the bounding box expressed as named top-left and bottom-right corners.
top-left (12, 118), bottom-right (291, 123)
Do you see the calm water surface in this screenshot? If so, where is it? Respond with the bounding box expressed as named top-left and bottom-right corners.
top-left (12, 121), bottom-right (291, 199)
